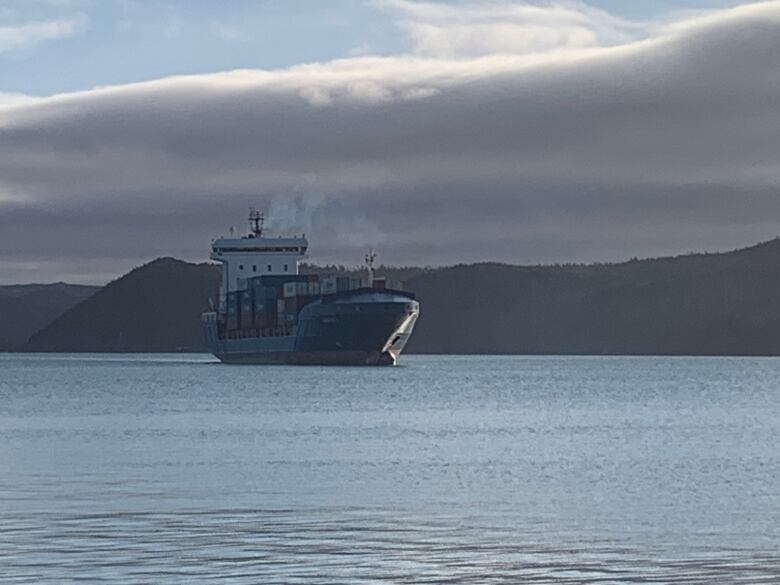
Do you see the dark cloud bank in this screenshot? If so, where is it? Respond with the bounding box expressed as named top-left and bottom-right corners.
top-left (1, 2), bottom-right (780, 283)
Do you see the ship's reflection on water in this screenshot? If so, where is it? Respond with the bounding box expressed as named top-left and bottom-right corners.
top-left (1, 354), bottom-right (779, 583)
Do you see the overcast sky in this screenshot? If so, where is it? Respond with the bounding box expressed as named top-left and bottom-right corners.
top-left (0, 0), bottom-right (776, 284)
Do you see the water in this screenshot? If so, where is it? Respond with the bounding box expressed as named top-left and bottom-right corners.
top-left (1, 354), bottom-right (779, 583)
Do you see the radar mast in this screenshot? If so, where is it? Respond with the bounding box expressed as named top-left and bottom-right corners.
top-left (365, 248), bottom-right (377, 288)
top-left (249, 208), bottom-right (265, 237)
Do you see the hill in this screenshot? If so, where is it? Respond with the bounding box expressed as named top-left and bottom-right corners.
top-left (0, 283), bottom-right (99, 350)
top-left (23, 258), bottom-right (220, 352)
top-left (19, 238), bottom-right (780, 355)
top-left (404, 238), bottom-right (780, 355)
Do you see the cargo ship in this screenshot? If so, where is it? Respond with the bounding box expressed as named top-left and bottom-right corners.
top-left (201, 211), bottom-right (419, 365)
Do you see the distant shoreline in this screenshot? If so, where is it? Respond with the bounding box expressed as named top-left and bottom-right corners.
top-left (7, 237), bottom-right (780, 356)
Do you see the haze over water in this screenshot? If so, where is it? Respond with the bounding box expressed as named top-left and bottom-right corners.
top-left (1, 354), bottom-right (779, 583)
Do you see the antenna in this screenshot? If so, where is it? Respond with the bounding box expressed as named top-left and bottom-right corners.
top-left (249, 207), bottom-right (265, 237)
top-left (365, 248), bottom-right (376, 288)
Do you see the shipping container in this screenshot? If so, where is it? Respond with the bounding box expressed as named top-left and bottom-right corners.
top-left (320, 276), bottom-right (337, 294)
top-left (259, 274), bottom-right (309, 287)
top-left (240, 289), bottom-right (253, 312)
top-left (238, 289), bottom-right (252, 329)
top-left (283, 281), bottom-right (315, 297)
top-left (255, 311), bottom-right (276, 332)
top-left (253, 312), bottom-right (268, 329)
top-left (226, 292), bottom-right (239, 315)
top-left (252, 281), bottom-right (279, 300)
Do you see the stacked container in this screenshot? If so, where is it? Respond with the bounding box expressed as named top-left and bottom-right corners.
top-left (320, 276), bottom-right (338, 295)
top-left (239, 289), bottom-right (253, 329)
top-left (222, 272), bottom-right (397, 337)
top-left (253, 291), bottom-right (267, 329)
top-left (225, 292), bottom-right (239, 330)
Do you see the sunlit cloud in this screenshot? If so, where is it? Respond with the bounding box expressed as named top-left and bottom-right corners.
top-left (0, 13), bottom-right (87, 54)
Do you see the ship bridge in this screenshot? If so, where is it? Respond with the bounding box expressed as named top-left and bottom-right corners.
top-left (211, 210), bottom-right (308, 294)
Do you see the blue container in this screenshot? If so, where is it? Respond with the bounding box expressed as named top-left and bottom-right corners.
top-left (259, 274), bottom-right (309, 287)
top-left (239, 289), bottom-right (253, 329)
top-left (226, 292), bottom-right (239, 315)
top-left (252, 281), bottom-right (279, 300)
top-left (240, 289), bottom-right (253, 312)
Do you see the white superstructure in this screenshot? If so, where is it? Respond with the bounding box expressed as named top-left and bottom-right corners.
top-left (210, 211), bottom-right (308, 296)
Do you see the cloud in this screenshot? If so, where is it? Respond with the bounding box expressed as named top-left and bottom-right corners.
top-left (374, 0), bottom-right (647, 57)
top-left (0, 14), bottom-right (87, 54)
top-left (1, 1), bottom-right (780, 282)
top-left (0, 92), bottom-right (39, 107)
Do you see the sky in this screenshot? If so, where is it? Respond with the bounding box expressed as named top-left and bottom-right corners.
top-left (0, 0), bottom-right (776, 284)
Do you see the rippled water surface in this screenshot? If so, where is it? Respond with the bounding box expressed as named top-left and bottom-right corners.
top-left (1, 354), bottom-right (779, 583)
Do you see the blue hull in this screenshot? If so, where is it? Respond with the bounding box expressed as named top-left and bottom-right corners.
top-left (203, 289), bottom-right (419, 365)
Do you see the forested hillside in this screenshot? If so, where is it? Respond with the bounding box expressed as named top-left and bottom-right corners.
top-left (0, 283), bottom-right (98, 350)
top-left (20, 238), bottom-right (780, 355)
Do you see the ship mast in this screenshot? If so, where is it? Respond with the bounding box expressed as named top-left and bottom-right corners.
top-left (365, 248), bottom-right (376, 288)
top-left (249, 208), bottom-right (265, 237)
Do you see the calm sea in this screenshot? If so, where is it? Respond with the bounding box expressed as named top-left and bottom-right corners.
top-left (1, 354), bottom-right (779, 583)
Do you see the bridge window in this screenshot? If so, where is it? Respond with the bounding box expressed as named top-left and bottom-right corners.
top-left (284, 264), bottom-right (288, 272)
top-left (267, 264), bottom-right (272, 272)
top-left (239, 264), bottom-right (244, 271)
top-left (252, 265), bottom-right (257, 272)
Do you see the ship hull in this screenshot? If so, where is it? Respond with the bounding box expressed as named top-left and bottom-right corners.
top-left (214, 350), bottom-right (396, 366)
top-left (203, 289), bottom-right (419, 366)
